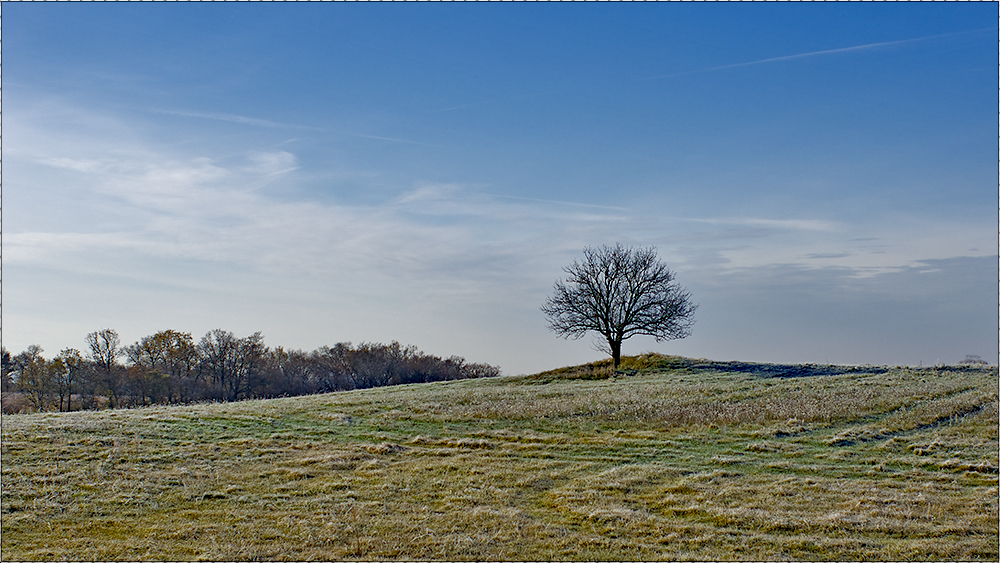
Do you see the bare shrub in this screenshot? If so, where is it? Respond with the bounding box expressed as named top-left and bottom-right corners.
top-left (1, 392), bottom-right (33, 414)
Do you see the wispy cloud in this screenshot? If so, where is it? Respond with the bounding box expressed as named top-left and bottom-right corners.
top-left (424, 100), bottom-right (497, 114)
top-left (14, 125), bottom-right (604, 290)
top-left (803, 252), bottom-right (852, 260)
top-left (153, 109), bottom-right (320, 130)
top-left (687, 217), bottom-right (840, 232)
top-left (392, 183), bottom-right (465, 204)
top-left (12, 98), bottom-right (994, 299)
top-left (346, 133), bottom-right (445, 148)
top-left (248, 151), bottom-right (299, 176)
top-left (490, 194), bottom-right (629, 212)
top-left (424, 90), bottom-right (559, 115)
top-left (154, 108), bottom-right (441, 146)
top-left (389, 185), bottom-right (630, 229)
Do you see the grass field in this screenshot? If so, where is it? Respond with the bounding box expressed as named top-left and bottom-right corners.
top-left (2, 354), bottom-right (997, 560)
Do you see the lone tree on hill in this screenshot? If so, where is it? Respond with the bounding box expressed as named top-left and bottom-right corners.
top-left (542, 244), bottom-right (696, 369)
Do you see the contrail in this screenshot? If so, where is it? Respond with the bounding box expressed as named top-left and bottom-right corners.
top-left (642, 27), bottom-right (995, 81)
top-left (424, 27), bottom-right (992, 115)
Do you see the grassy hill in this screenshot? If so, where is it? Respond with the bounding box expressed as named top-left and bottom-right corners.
top-left (2, 355), bottom-right (997, 560)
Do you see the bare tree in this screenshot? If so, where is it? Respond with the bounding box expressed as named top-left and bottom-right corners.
top-left (198, 330), bottom-right (266, 401)
top-left (13, 345), bottom-right (53, 411)
top-left (54, 348), bottom-right (85, 411)
top-left (126, 330), bottom-right (199, 403)
top-left (85, 328), bottom-right (124, 407)
top-left (541, 244), bottom-right (696, 369)
top-left (1, 348), bottom-right (14, 393)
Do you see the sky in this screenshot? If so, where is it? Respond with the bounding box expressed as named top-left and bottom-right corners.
top-left (3, 3), bottom-right (997, 375)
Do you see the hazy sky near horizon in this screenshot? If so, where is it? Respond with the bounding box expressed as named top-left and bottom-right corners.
top-left (4, 3), bottom-right (997, 374)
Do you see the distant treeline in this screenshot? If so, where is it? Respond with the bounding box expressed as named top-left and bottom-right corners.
top-left (1, 329), bottom-right (501, 413)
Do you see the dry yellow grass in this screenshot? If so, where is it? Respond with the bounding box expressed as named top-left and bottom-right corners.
top-left (2, 357), bottom-right (997, 560)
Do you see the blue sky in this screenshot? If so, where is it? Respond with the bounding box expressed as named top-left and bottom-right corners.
top-left (3, 3), bottom-right (997, 374)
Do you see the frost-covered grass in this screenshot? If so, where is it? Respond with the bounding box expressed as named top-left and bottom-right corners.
top-left (2, 356), bottom-right (997, 560)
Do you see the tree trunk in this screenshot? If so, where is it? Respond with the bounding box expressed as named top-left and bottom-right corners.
top-left (610, 339), bottom-right (622, 370)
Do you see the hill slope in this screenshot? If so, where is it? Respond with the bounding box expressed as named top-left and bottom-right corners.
top-left (2, 355), bottom-right (997, 560)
